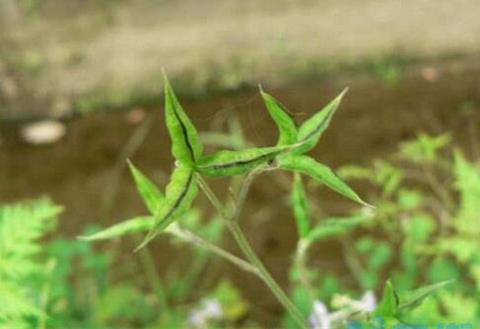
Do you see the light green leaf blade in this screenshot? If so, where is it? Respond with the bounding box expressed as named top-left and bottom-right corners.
top-left (260, 88), bottom-right (297, 146)
top-left (295, 88), bottom-right (348, 154)
top-left (398, 280), bottom-right (452, 314)
top-left (305, 215), bottom-right (365, 243)
top-left (137, 166), bottom-right (198, 250)
top-left (164, 74), bottom-right (203, 165)
top-left (196, 145), bottom-right (290, 177)
top-left (292, 173), bottom-right (310, 238)
top-left (279, 155), bottom-right (371, 207)
top-left (127, 160), bottom-right (164, 214)
top-left (375, 280), bottom-right (399, 318)
top-left (79, 216), bottom-right (153, 241)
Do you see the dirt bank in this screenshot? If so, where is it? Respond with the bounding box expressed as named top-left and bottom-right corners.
top-left (1, 0), bottom-right (480, 119)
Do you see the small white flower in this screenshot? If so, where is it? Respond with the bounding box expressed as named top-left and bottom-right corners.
top-left (202, 299), bottom-right (223, 319)
top-left (357, 291), bottom-right (377, 313)
top-left (188, 311), bottom-right (206, 327)
top-left (309, 301), bottom-right (332, 329)
top-left (187, 298), bottom-right (223, 328)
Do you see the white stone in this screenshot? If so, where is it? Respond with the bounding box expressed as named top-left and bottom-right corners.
top-left (21, 120), bottom-right (66, 145)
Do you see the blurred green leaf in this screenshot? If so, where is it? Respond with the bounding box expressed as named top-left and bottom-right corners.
top-left (454, 150), bottom-right (480, 234)
top-left (95, 284), bottom-right (154, 325)
top-left (292, 174), bottom-right (310, 238)
top-left (127, 161), bottom-right (164, 214)
top-left (399, 133), bottom-right (450, 163)
top-left (212, 280), bottom-right (248, 321)
top-left (0, 199), bottom-right (62, 327)
top-left (398, 280), bottom-right (451, 315)
top-left (375, 280), bottom-right (399, 318)
top-left (374, 160), bottom-right (404, 196)
top-left (406, 214), bottom-right (435, 242)
top-left (397, 189), bottom-right (422, 210)
top-left (368, 243), bottom-right (391, 271)
top-left (306, 215), bottom-right (365, 243)
top-left (80, 217), bottom-right (153, 241)
top-left (355, 237), bottom-right (374, 254)
top-left (427, 258), bottom-right (461, 283)
top-left (337, 165), bottom-right (373, 181)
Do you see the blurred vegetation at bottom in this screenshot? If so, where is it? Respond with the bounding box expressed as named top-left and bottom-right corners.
top-left (1, 133), bottom-right (480, 328)
top-left (0, 200), bottom-right (249, 329)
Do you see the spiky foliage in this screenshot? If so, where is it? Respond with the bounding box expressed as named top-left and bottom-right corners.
top-left (0, 199), bottom-right (63, 328)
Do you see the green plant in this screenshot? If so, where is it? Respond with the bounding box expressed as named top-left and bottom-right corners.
top-left (294, 133), bottom-right (480, 327)
top-left (0, 197), bottom-right (242, 328)
top-left (0, 198), bottom-right (62, 329)
top-left (83, 75), bottom-right (448, 328)
top-left (83, 74), bottom-right (372, 328)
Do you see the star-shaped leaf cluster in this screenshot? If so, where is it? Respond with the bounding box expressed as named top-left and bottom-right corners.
top-left (83, 75), bottom-right (370, 248)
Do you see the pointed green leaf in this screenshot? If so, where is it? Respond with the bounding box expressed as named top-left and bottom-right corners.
top-left (279, 155), bottom-right (370, 206)
top-left (196, 145), bottom-right (290, 177)
top-left (305, 215), bottom-right (365, 243)
top-left (127, 160), bottom-right (164, 214)
top-left (260, 88), bottom-right (298, 146)
top-left (294, 89), bottom-right (347, 154)
top-left (79, 216), bottom-right (153, 241)
top-left (398, 280), bottom-right (451, 314)
top-left (138, 166), bottom-right (198, 249)
top-left (292, 173), bottom-right (310, 237)
top-left (375, 280), bottom-right (399, 318)
top-left (164, 74), bottom-right (203, 165)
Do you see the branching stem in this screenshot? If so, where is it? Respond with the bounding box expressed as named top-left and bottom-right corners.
top-left (168, 224), bottom-right (259, 276)
top-left (196, 174), bottom-right (308, 329)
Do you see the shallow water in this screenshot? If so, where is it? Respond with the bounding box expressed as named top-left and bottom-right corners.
top-left (1, 61), bottom-right (480, 320)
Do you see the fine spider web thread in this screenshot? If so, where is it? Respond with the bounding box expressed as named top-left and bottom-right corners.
top-left (197, 92), bottom-right (273, 143)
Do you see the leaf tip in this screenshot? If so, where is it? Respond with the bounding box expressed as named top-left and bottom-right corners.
top-left (361, 200), bottom-right (375, 209)
top-left (339, 87), bottom-right (349, 98)
top-left (126, 158), bottom-right (133, 168)
top-left (162, 70), bottom-right (173, 92)
top-left (133, 242), bottom-right (146, 253)
top-left (126, 159), bottom-right (139, 177)
top-left (134, 231), bottom-right (156, 252)
top-left (77, 234), bottom-right (97, 241)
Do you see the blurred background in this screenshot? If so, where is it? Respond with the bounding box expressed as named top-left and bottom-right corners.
top-left (1, 1), bottom-right (480, 328)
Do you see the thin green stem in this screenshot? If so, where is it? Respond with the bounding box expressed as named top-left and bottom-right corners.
top-left (231, 166), bottom-right (265, 222)
top-left (134, 235), bottom-right (170, 311)
top-left (294, 239), bottom-right (316, 302)
top-left (100, 116), bottom-right (153, 221)
top-left (422, 164), bottom-right (455, 214)
top-left (168, 224), bottom-right (259, 276)
top-left (227, 220), bottom-right (307, 328)
top-left (196, 174), bottom-right (308, 329)
top-left (340, 238), bottom-right (368, 291)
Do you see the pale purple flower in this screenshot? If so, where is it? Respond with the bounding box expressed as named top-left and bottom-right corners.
top-left (309, 301), bottom-right (332, 329)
